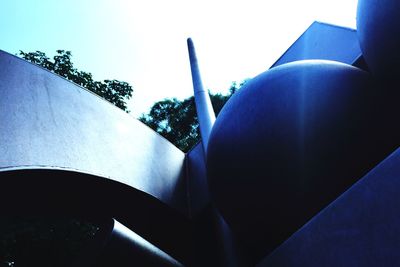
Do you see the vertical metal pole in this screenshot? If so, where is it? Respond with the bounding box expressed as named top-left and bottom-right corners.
top-left (187, 38), bottom-right (216, 155)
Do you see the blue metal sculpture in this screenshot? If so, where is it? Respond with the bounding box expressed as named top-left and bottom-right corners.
top-left (2, 0), bottom-right (400, 266)
top-left (207, 0), bottom-right (400, 265)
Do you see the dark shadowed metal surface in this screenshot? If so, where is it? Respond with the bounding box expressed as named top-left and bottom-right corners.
top-left (185, 142), bottom-right (210, 217)
top-left (185, 145), bottom-right (248, 267)
top-left (0, 50), bottom-right (187, 214)
top-left (258, 148), bottom-right (400, 267)
top-left (0, 168), bottom-right (192, 264)
top-left (207, 60), bottom-right (400, 263)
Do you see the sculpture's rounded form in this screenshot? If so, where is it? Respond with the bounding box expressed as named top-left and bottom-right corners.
top-left (357, 0), bottom-right (400, 79)
top-left (207, 60), bottom-right (400, 261)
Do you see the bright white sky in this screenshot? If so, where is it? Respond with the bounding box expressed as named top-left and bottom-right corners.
top-left (1, 0), bottom-right (358, 117)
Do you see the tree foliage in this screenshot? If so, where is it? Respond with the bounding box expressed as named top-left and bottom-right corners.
top-left (140, 81), bottom-right (248, 152)
top-left (19, 50), bottom-right (133, 112)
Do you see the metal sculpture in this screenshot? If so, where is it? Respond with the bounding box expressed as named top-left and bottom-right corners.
top-left (206, 0), bottom-right (400, 265)
top-left (2, 0), bottom-right (400, 265)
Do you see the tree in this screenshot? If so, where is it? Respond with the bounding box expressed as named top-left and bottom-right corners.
top-left (140, 80), bottom-right (248, 152)
top-left (19, 50), bottom-right (133, 112)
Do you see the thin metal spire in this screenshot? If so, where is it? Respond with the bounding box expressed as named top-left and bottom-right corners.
top-left (187, 38), bottom-right (216, 155)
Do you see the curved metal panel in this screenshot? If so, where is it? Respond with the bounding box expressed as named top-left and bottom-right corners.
top-left (0, 50), bottom-right (187, 214)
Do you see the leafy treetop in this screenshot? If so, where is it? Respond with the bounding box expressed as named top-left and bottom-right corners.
top-left (19, 50), bottom-right (133, 112)
top-left (139, 80), bottom-right (248, 152)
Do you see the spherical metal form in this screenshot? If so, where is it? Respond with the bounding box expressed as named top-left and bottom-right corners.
top-left (207, 60), bottom-right (400, 262)
top-left (357, 0), bottom-right (400, 79)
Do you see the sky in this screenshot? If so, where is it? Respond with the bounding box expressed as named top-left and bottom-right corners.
top-left (0, 0), bottom-right (358, 117)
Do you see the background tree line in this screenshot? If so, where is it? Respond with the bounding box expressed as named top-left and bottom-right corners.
top-left (139, 81), bottom-right (245, 152)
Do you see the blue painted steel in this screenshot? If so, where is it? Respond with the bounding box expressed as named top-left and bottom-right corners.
top-left (357, 0), bottom-right (400, 80)
top-left (207, 60), bottom-right (400, 263)
top-left (3, 0), bottom-right (400, 263)
top-left (185, 142), bottom-right (210, 217)
top-left (271, 22), bottom-right (363, 69)
top-left (258, 147), bottom-right (400, 267)
top-left (187, 38), bottom-right (216, 155)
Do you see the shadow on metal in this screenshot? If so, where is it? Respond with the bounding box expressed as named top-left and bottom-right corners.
top-left (0, 168), bottom-right (192, 264)
top-left (257, 147), bottom-right (400, 266)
